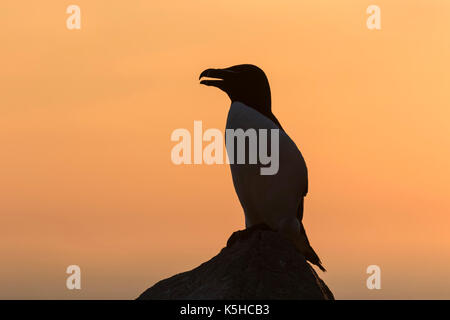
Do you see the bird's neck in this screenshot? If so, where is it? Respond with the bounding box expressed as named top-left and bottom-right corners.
top-left (232, 100), bottom-right (283, 131)
top-left (268, 112), bottom-right (283, 131)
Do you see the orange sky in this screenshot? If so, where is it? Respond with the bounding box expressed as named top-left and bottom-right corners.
top-left (1, 0), bottom-right (449, 299)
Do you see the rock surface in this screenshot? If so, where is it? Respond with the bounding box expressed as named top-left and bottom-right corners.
top-left (137, 224), bottom-right (334, 300)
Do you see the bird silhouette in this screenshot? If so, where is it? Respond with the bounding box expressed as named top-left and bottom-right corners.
top-left (200, 64), bottom-right (325, 272)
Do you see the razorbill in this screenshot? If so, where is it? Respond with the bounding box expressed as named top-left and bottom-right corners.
top-left (199, 64), bottom-right (325, 271)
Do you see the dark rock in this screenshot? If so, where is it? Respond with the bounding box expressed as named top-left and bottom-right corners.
top-left (137, 224), bottom-right (334, 300)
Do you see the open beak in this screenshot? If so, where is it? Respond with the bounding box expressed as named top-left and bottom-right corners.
top-left (199, 68), bottom-right (234, 88)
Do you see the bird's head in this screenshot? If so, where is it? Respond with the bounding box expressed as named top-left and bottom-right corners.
top-left (199, 64), bottom-right (272, 114)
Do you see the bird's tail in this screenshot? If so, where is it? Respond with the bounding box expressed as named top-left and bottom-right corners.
top-left (300, 222), bottom-right (326, 272)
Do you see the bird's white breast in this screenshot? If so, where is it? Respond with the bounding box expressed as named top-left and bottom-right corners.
top-left (225, 101), bottom-right (308, 228)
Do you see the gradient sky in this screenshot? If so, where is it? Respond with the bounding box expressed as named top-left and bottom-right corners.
top-left (1, 0), bottom-right (449, 299)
